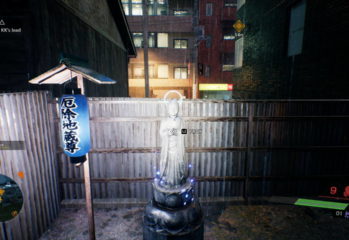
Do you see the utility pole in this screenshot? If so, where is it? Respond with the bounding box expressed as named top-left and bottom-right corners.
top-left (143, 0), bottom-right (150, 97)
top-left (192, 0), bottom-right (199, 99)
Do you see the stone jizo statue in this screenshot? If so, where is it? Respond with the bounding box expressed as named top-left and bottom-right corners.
top-left (159, 92), bottom-right (188, 188)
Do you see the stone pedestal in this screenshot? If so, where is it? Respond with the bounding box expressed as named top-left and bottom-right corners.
top-left (143, 179), bottom-right (204, 240)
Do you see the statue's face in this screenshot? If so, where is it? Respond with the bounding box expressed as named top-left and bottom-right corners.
top-left (168, 100), bottom-right (179, 117)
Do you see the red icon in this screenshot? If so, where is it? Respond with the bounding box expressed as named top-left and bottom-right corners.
top-left (330, 186), bottom-right (337, 195)
top-left (343, 186), bottom-right (349, 197)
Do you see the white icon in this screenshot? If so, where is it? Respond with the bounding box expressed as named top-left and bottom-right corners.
top-left (0, 20), bottom-right (5, 26)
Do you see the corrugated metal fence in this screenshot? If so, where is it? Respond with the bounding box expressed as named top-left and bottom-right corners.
top-left (0, 92), bottom-right (59, 240)
top-left (1, 92), bottom-right (348, 240)
top-left (54, 98), bottom-right (349, 200)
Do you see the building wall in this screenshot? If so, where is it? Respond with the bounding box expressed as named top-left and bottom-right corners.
top-left (124, 0), bottom-right (196, 98)
top-left (233, 0), bottom-right (349, 99)
top-left (197, 0), bottom-right (237, 99)
top-left (0, 0), bottom-right (131, 97)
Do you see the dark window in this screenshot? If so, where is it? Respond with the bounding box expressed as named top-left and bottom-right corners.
top-left (288, 0), bottom-right (306, 56)
top-left (206, 3), bottom-right (213, 16)
top-left (205, 35), bottom-right (212, 48)
top-left (222, 20), bottom-right (236, 40)
top-left (174, 39), bottom-right (188, 49)
top-left (198, 63), bottom-right (204, 75)
top-left (224, 0), bottom-right (237, 7)
top-left (222, 52), bottom-right (235, 71)
top-left (204, 65), bottom-right (210, 77)
top-left (174, 67), bottom-right (188, 79)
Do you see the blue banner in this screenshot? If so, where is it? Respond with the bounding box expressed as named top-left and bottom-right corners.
top-left (59, 95), bottom-right (91, 157)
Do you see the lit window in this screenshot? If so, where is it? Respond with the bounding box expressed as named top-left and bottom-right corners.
top-left (288, 0), bottom-right (306, 56)
top-left (224, 0), bottom-right (237, 7)
top-left (148, 33), bottom-right (156, 47)
top-left (121, 0), bottom-right (143, 16)
top-left (132, 32), bottom-right (158, 48)
top-left (148, 65), bottom-right (155, 78)
top-left (133, 65), bottom-right (144, 78)
top-left (174, 39), bottom-right (188, 49)
top-left (157, 33), bottom-right (168, 48)
top-left (158, 64), bottom-right (169, 78)
top-left (174, 67), bottom-right (188, 79)
top-left (132, 0), bottom-right (143, 16)
top-left (222, 52), bottom-right (235, 71)
top-left (133, 65), bottom-right (155, 78)
top-left (174, 10), bottom-right (189, 16)
top-left (121, 0), bottom-right (130, 15)
top-left (132, 33), bottom-right (143, 47)
top-left (234, 37), bottom-right (244, 68)
top-left (206, 3), bottom-right (213, 16)
top-left (148, 0), bottom-right (168, 16)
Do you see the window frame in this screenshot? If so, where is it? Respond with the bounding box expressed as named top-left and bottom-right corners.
top-left (121, 0), bottom-right (143, 16)
top-left (173, 39), bottom-right (188, 49)
top-left (206, 3), bottom-right (213, 16)
top-left (132, 32), bottom-right (143, 48)
top-left (287, 0), bottom-right (307, 56)
top-left (174, 67), bottom-right (188, 79)
top-left (222, 52), bottom-right (235, 72)
top-left (148, 0), bottom-right (168, 16)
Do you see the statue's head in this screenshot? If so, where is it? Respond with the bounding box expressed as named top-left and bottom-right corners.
top-left (168, 99), bottom-right (179, 117)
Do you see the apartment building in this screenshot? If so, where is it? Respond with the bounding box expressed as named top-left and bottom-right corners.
top-left (122, 0), bottom-right (197, 98)
top-left (197, 0), bottom-right (237, 99)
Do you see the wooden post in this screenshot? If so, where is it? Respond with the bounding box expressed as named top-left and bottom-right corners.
top-left (77, 75), bottom-right (96, 240)
top-left (244, 103), bottom-right (254, 203)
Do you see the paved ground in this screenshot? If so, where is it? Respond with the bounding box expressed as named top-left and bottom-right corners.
top-left (39, 204), bottom-right (349, 240)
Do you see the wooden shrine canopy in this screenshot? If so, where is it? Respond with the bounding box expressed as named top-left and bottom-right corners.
top-left (29, 59), bottom-right (116, 85)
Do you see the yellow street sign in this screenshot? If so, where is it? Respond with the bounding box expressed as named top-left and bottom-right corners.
top-left (233, 20), bottom-right (245, 33)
